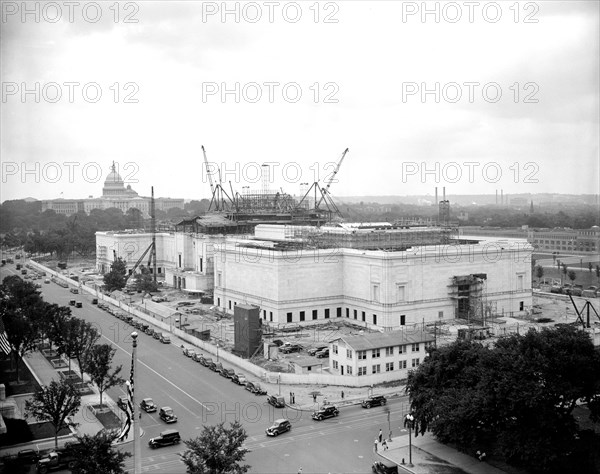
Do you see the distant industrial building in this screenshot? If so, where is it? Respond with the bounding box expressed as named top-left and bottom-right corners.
top-left (42, 163), bottom-right (184, 217)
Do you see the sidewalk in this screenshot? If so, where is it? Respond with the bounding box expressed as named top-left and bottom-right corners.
top-left (378, 431), bottom-right (506, 474)
top-left (0, 350), bottom-right (130, 457)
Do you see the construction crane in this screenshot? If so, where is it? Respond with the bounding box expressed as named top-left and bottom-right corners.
top-left (202, 145), bottom-right (216, 197)
top-left (316, 148), bottom-right (349, 209)
top-left (124, 242), bottom-right (155, 287)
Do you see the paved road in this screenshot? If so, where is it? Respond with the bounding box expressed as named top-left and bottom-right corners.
top-left (2, 264), bottom-right (409, 473)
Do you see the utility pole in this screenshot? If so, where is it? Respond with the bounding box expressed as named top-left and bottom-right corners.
top-left (131, 332), bottom-right (141, 474)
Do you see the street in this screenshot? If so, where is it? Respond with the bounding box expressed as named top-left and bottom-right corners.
top-left (1, 264), bottom-right (410, 473)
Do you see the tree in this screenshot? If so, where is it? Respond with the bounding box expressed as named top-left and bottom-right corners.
top-left (66, 430), bottom-right (130, 474)
top-left (405, 326), bottom-right (600, 473)
top-left (83, 344), bottom-right (124, 406)
top-left (561, 263), bottom-right (568, 283)
top-left (69, 319), bottom-right (100, 383)
top-left (103, 257), bottom-right (127, 293)
top-left (596, 265), bottom-right (600, 281)
top-left (589, 262), bottom-right (593, 273)
top-left (535, 265), bottom-right (544, 281)
top-left (180, 421), bottom-right (250, 474)
top-left (25, 379), bottom-right (81, 449)
top-left (568, 270), bottom-right (577, 283)
top-left (0, 276), bottom-right (45, 381)
top-left (132, 266), bottom-right (158, 293)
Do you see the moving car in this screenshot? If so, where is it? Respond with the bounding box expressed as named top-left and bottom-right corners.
top-left (372, 460), bottom-right (399, 474)
top-left (362, 395), bottom-right (387, 408)
top-left (148, 429), bottom-right (181, 449)
top-left (69, 300), bottom-right (76, 306)
top-left (75, 302), bottom-right (82, 308)
top-left (140, 398), bottom-right (157, 413)
top-left (70, 288), bottom-right (78, 294)
top-left (44, 278), bottom-right (51, 284)
top-left (312, 405), bottom-right (339, 420)
top-left (159, 406), bottom-right (177, 423)
top-left (267, 394), bottom-right (286, 408)
top-left (91, 298), bottom-right (98, 304)
top-left (266, 418), bottom-right (291, 436)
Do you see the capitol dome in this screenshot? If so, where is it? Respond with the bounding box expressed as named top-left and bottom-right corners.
top-left (102, 162), bottom-right (138, 198)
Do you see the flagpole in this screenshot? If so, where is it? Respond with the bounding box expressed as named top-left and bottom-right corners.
top-left (131, 332), bottom-right (141, 474)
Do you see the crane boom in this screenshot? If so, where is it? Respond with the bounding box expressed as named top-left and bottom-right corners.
top-left (202, 145), bottom-right (216, 195)
top-left (323, 148), bottom-right (349, 194)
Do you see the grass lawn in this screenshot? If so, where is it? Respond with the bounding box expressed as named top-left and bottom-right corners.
top-left (94, 409), bottom-right (123, 430)
top-left (0, 357), bottom-right (40, 396)
top-left (29, 422), bottom-right (72, 440)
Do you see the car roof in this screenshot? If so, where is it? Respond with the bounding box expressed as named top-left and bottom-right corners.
top-left (160, 429), bottom-right (179, 436)
top-left (143, 398), bottom-right (154, 402)
top-left (274, 418), bottom-right (289, 423)
top-left (161, 406), bottom-right (173, 411)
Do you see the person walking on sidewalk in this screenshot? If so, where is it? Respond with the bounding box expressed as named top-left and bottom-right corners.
top-left (374, 438), bottom-right (378, 452)
top-left (382, 439), bottom-right (388, 450)
top-left (378, 429), bottom-right (383, 443)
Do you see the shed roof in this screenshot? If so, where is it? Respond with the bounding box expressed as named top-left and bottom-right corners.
top-left (332, 329), bottom-right (434, 351)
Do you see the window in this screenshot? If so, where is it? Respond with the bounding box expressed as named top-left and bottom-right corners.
top-left (217, 297), bottom-right (221, 306)
top-left (347, 366), bottom-right (353, 375)
top-left (438, 311), bottom-right (444, 319)
top-left (398, 345), bottom-right (404, 354)
top-left (263, 310), bottom-right (266, 320)
top-left (358, 350), bottom-right (367, 360)
top-left (346, 349), bottom-right (353, 359)
top-left (333, 344), bottom-right (338, 354)
top-left (386, 362), bottom-right (394, 372)
top-left (519, 301), bottom-right (524, 311)
top-left (337, 307), bottom-right (342, 317)
top-left (353, 309), bottom-right (357, 319)
top-left (269, 311), bottom-right (273, 322)
top-left (229, 301), bottom-right (232, 310)
top-left (312, 309), bottom-right (318, 320)
top-left (385, 346), bottom-right (393, 356)
top-left (287, 312), bottom-right (292, 323)
top-left (411, 358), bottom-right (420, 367)
top-left (346, 308), bottom-right (350, 318)
top-left (372, 349), bottom-right (380, 358)
top-left (325, 309), bottom-right (330, 319)
top-left (397, 284), bottom-right (405, 302)
top-left (361, 311), bottom-right (366, 322)
top-left (400, 315), bottom-right (406, 325)
top-left (517, 274), bottom-right (524, 291)
top-left (217, 272), bottom-right (222, 286)
top-left (399, 360), bottom-right (407, 369)
top-left (358, 367), bottom-right (367, 376)
top-left (178, 254), bottom-right (182, 267)
top-left (372, 284), bottom-right (380, 302)
top-left (372, 364), bottom-right (381, 374)
top-left (373, 314), bottom-right (377, 325)
top-left (333, 360), bottom-right (338, 369)
top-left (411, 343), bottom-right (420, 352)
top-left (300, 311), bottom-right (305, 321)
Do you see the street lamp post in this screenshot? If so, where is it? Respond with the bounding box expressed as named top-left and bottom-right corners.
top-left (404, 413), bottom-right (415, 467)
top-left (216, 343), bottom-right (219, 362)
top-left (131, 332), bottom-right (141, 474)
top-left (278, 373), bottom-right (281, 395)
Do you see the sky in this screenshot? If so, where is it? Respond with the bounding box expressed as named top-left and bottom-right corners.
top-left (1, 1), bottom-right (599, 202)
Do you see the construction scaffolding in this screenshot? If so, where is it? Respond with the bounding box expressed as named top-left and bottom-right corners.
top-left (448, 273), bottom-right (497, 324)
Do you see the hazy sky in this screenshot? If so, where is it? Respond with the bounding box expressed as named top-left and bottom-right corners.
top-left (1, 1), bottom-right (598, 202)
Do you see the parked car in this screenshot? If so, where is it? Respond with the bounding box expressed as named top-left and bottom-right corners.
top-left (362, 395), bottom-right (387, 409)
top-left (36, 450), bottom-right (76, 474)
top-left (140, 398), bottom-right (157, 413)
top-left (312, 405), bottom-right (339, 421)
top-left (159, 406), bottom-right (177, 423)
top-left (571, 284), bottom-right (584, 296)
top-left (583, 286), bottom-right (599, 298)
top-left (220, 368), bottom-right (235, 378)
top-left (1, 448), bottom-right (40, 468)
top-left (246, 382), bottom-right (267, 395)
top-left (160, 334), bottom-right (171, 344)
top-left (148, 429), bottom-right (180, 449)
top-left (70, 288), bottom-right (78, 294)
top-left (192, 352), bottom-right (204, 363)
top-left (91, 298), bottom-right (98, 304)
top-left (315, 348), bottom-right (329, 358)
top-left (75, 302), bottom-right (82, 308)
top-left (266, 418), bottom-right (291, 436)
top-left (153, 332), bottom-right (161, 340)
top-left (307, 345), bottom-right (328, 356)
top-left (550, 284), bottom-right (562, 294)
top-left (231, 373), bottom-right (247, 385)
top-left (183, 347), bottom-right (196, 357)
top-left (280, 344), bottom-right (303, 354)
top-left (203, 358), bottom-right (214, 369)
top-left (44, 278), bottom-right (51, 284)
top-left (372, 460), bottom-right (399, 474)
top-left (271, 339), bottom-right (284, 347)
top-left (145, 327), bottom-right (155, 337)
top-left (212, 362), bottom-right (223, 373)
top-left (69, 299), bottom-right (76, 306)
top-left (267, 394), bottom-right (286, 408)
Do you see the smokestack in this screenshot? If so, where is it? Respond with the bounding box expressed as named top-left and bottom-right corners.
top-left (435, 187), bottom-right (438, 204)
top-left (501, 189), bottom-right (504, 205)
top-left (443, 187), bottom-right (446, 201)
top-left (496, 190), bottom-right (498, 205)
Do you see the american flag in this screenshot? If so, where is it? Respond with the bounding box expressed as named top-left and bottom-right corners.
top-left (116, 351), bottom-right (136, 442)
top-left (0, 317), bottom-right (12, 355)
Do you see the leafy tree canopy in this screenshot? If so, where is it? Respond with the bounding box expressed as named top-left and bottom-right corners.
top-left (67, 430), bottom-right (131, 474)
top-left (103, 257), bottom-right (127, 292)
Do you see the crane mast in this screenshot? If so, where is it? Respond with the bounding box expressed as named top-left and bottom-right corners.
top-left (323, 148), bottom-right (349, 195)
top-left (202, 145), bottom-right (216, 196)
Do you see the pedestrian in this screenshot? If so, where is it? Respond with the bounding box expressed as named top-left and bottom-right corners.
top-left (290, 391), bottom-right (293, 403)
top-left (313, 393), bottom-right (317, 403)
top-left (378, 429), bottom-right (383, 443)
top-left (374, 438), bottom-right (378, 452)
top-left (292, 393), bottom-right (295, 404)
top-left (382, 439), bottom-right (388, 450)
top-left (341, 390), bottom-right (344, 399)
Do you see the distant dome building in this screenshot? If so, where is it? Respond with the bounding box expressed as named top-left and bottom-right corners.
top-left (41, 161), bottom-right (185, 217)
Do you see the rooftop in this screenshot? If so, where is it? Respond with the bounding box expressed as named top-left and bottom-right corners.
top-left (333, 329), bottom-right (435, 351)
